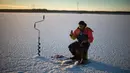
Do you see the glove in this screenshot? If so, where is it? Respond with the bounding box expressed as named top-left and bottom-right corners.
top-left (80, 40), bottom-right (87, 47)
top-left (70, 30), bottom-right (73, 36)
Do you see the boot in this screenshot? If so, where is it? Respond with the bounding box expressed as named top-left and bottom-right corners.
top-left (70, 56), bottom-right (76, 60)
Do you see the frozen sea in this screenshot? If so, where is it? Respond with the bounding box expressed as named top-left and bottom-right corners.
top-left (0, 13), bottom-right (130, 73)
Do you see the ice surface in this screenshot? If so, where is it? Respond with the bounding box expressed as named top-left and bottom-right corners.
top-left (0, 13), bottom-right (130, 73)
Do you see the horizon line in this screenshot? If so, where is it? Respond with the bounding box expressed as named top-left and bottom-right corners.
top-left (0, 9), bottom-right (130, 12)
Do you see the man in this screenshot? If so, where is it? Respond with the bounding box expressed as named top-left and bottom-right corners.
top-left (68, 21), bottom-right (94, 64)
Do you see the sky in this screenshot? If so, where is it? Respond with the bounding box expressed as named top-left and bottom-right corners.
top-left (0, 0), bottom-right (130, 11)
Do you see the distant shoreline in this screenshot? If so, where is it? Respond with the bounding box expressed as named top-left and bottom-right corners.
top-left (0, 9), bottom-right (130, 15)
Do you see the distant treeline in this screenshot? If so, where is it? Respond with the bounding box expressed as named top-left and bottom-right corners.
top-left (0, 9), bottom-right (130, 14)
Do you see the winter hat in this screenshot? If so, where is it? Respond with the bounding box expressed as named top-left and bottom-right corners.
top-left (78, 21), bottom-right (87, 26)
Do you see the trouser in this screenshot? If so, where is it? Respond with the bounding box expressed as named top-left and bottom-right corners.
top-left (68, 41), bottom-right (90, 60)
